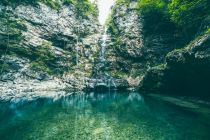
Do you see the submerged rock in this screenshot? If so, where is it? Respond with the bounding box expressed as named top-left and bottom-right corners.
top-left (84, 77), bottom-right (129, 92)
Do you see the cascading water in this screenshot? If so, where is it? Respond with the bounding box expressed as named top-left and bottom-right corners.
top-left (94, 27), bottom-right (109, 77)
top-left (99, 27), bottom-right (108, 62)
top-left (83, 0), bottom-right (126, 91)
top-left (90, 27), bottom-right (118, 91)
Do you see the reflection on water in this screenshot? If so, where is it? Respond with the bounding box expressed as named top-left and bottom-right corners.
top-left (0, 91), bottom-right (210, 140)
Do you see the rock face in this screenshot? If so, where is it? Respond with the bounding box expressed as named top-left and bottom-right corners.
top-left (107, 0), bottom-right (181, 88)
top-left (140, 33), bottom-right (210, 95)
top-left (0, 1), bottom-right (130, 100)
top-left (107, 0), bottom-right (210, 95)
top-left (84, 28), bottom-right (129, 92)
top-left (0, 1), bottom-right (100, 98)
top-left (1, 0), bottom-right (209, 100)
top-left (84, 77), bottom-right (129, 92)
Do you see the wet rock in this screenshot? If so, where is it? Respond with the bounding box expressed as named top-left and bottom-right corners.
top-left (140, 33), bottom-right (210, 95)
top-left (84, 77), bottom-right (129, 92)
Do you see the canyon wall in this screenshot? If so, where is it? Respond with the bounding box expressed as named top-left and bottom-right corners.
top-left (107, 0), bottom-right (210, 95)
top-left (0, 0), bottom-right (100, 99)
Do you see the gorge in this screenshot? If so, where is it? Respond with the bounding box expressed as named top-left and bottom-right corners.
top-left (0, 0), bottom-right (210, 139)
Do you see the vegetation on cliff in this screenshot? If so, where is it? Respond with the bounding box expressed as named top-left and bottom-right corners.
top-left (1, 0), bottom-right (97, 17)
top-left (137, 0), bottom-right (210, 94)
top-left (140, 33), bottom-right (210, 95)
top-left (111, 0), bottom-right (209, 42)
top-left (106, 0), bottom-right (210, 92)
top-left (0, 0), bottom-right (98, 76)
top-left (138, 0), bottom-right (210, 41)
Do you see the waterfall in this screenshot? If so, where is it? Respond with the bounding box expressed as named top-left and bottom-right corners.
top-left (86, 26), bottom-right (125, 91)
top-left (94, 27), bottom-right (108, 78)
top-left (76, 45), bottom-right (79, 65)
top-left (75, 26), bottom-right (80, 65)
top-left (112, 79), bottom-right (117, 90)
top-left (99, 27), bottom-right (108, 62)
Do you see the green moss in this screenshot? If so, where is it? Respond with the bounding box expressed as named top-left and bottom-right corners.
top-left (30, 61), bottom-right (52, 74)
top-left (1, 0), bottom-right (97, 15)
top-left (168, 0), bottom-right (209, 26)
top-left (0, 18), bottom-right (26, 39)
top-left (151, 64), bottom-right (166, 70)
top-left (29, 46), bottom-right (63, 75)
top-left (137, 0), bottom-right (167, 10)
top-left (0, 1), bottom-right (86, 76)
top-left (64, 0), bottom-right (97, 18)
top-left (136, 0), bottom-right (210, 38)
top-left (115, 0), bottom-right (130, 6)
top-left (63, 0), bottom-right (74, 4)
top-left (4, 41), bottom-right (67, 75)
top-left (42, 0), bottom-right (61, 10)
top-left (107, 19), bottom-right (119, 36)
top-left (0, 15), bottom-right (27, 57)
top-left (206, 28), bottom-right (210, 34)
top-left (1, 0), bottom-right (37, 7)
top-left (110, 70), bottom-right (126, 78)
top-left (8, 45), bottom-right (31, 57)
top-left (1, 0), bottom-right (60, 9)
top-left (0, 63), bottom-right (11, 72)
top-left (166, 32), bottom-right (209, 61)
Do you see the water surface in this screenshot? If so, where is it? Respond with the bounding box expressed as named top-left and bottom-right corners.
top-left (0, 92), bottom-right (210, 140)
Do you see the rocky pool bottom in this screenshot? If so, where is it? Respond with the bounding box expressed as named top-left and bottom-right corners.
top-left (0, 91), bottom-right (210, 140)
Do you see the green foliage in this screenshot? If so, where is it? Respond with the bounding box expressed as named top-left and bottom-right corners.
top-left (0, 0), bottom-right (95, 75)
top-left (0, 14), bottom-right (26, 57)
top-left (64, 0), bottom-right (97, 17)
top-left (1, 0), bottom-right (35, 5)
top-left (206, 28), bottom-right (210, 34)
top-left (30, 42), bottom-right (57, 74)
top-left (137, 0), bottom-right (167, 11)
top-left (110, 70), bottom-right (126, 78)
top-left (115, 0), bottom-right (130, 6)
top-left (63, 0), bottom-right (75, 5)
top-left (77, 0), bottom-right (97, 17)
top-left (30, 61), bottom-right (52, 74)
top-left (0, 12), bottom-right (26, 37)
top-left (1, 0), bottom-right (97, 16)
top-left (1, 0), bottom-right (60, 9)
top-left (168, 0), bottom-right (209, 26)
top-left (0, 63), bottom-right (11, 72)
top-left (42, 0), bottom-right (61, 10)
top-left (137, 0), bottom-right (210, 40)
top-left (137, 0), bottom-right (170, 28)
top-left (107, 19), bottom-right (119, 36)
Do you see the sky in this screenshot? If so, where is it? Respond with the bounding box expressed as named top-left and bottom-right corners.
top-left (89, 0), bottom-right (115, 25)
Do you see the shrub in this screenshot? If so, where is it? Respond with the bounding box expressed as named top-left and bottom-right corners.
top-left (136, 0), bottom-right (210, 41)
top-left (64, 0), bottom-right (97, 18)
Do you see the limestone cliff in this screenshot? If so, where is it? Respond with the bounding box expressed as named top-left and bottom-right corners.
top-left (1, 0), bottom-right (210, 100)
top-left (140, 33), bottom-right (210, 96)
top-left (107, 0), bottom-right (182, 88)
top-left (0, 1), bottom-right (100, 100)
top-left (107, 0), bottom-right (210, 94)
